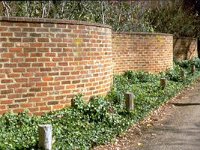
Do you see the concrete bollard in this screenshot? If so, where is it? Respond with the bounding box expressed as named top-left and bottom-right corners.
top-left (124, 92), bottom-right (135, 112)
top-left (191, 65), bottom-right (196, 75)
top-left (160, 78), bottom-right (167, 90)
top-left (71, 98), bottom-right (75, 107)
top-left (38, 124), bottom-right (52, 150)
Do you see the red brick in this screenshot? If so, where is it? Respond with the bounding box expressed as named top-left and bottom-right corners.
top-left (1, 32), bottom-right (13, 36)
top-left (47, 101), bottom-right (59, 105)
top-left (0, 26), bottom-right (7, 31)
top-left (0, 18), bottom-right (113, 115)
top-left (8, 104), bottom-right (19, 108)
top-left (15, 33), bottom-right (27, 37)
top-left (38, 38), bottom-right (49, 42)
top-left (40, 106), bottom-right (51, 111)
top-left (36, 82), bottom-right (47, 87)
top-left (52, 104), bottom-right (64, 110)
top-left (13, 109), bottom-right (25, 113)
top-left (13, 68), bottom-right (25, 72)
top-left (29, 98), bottom-right (41, 102)
top-left (4, 63), bottom-right (17, 68)
top-left (9, 38), bottom-right (22, 42)
top-left (1, 79), bottom-right (13, 83)
top-left (15, 22), bottom-right (28, 27)
top-left (29, 107), bottom-right (39, 112)
top-left (22, 28), bottom-right (35, 32)
top-left (30, 43), bottom-right (42, 47)
top-left (37, 28), bottom-right (49, 32)
top-left (24, 48), bottom-right (36, 52)
top-left (1, 89), bottom-right (13, 94)
top-left (8, 94), bottom-right (21, 99)
top-left (0, 105), bottom-right (6, 109)
top-left (15, 78), bottom-right (28, 83)
top-left (0, 38), bottom-right (7, 42)
top-left (15, 99), bottom-right (27, 103)
top-left (23, 38), bottom-right (36, 42)
top-left (1, 53), bottom-right (14, 58)
top-left (9, 47), bottom-right (22, 52)
top-left (42, 76), bottom-right (53, 81)
top-left (9, 27), bottom-right (20, 31)
top-left (0, 110), bottom-right (8, 115)
top-left (1, 100), bottom-right (13, 104)
top-left (20, 103), bottom-right (33, 108)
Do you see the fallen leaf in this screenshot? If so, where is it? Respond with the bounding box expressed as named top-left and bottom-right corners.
top-left (147, 123), bottom-right (152, 127)
top-left (138, 142), bottom-right (143, 146)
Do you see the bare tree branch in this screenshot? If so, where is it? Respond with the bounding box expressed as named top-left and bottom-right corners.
top-left (2, 1), bottom-right (11, 17)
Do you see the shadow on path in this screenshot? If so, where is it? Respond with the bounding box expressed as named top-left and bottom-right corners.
top-left (171, 102), bottom-right (200, 106)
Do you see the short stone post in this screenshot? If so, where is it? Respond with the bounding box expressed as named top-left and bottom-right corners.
top-left (180, 69), bottom-right (186, 80)
top-left (160, 78), bottom-right (167, 90)
top-left (38, 124), bottom-right (52, 150)
top-left (191, 65), bottom-right (196, 74)
top-left (124, 92), bottom-right (135, 112)
top-left (71, 98), bottom-right (75, 107)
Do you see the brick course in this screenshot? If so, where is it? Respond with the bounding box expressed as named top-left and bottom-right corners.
top-left (173, 37), bottom-right (198, 60)
top-left (112, 32), bottom-right (173, 74)
top-left (0, 17), bottom-right (113, 115)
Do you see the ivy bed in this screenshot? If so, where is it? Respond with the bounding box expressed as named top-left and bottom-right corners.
top-left (1, 58), bottom-right (200, 150)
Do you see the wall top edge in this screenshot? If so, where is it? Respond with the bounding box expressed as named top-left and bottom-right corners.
top-left (173, 36), bottom-right (197, 40)
top-left (0, 16), bottom-right (112, 29)
top-left (113, 32), bottom-right (173, 36)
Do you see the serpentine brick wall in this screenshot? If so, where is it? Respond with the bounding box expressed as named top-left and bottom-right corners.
top-left (173, 37), bottom-right (198, 60)
top-left (112, 32), bottom-right (173, 74)
top-left (0, 17), bottom-right (112, 115)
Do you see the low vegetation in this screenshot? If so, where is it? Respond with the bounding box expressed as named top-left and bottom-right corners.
top-left (1, 58), bottom-right (200, 150)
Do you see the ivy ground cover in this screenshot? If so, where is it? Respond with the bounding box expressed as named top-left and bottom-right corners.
top-left (1, 58), bottom-right (200, 150)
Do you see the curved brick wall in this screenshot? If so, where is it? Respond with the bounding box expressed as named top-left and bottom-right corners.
top-left (0, 17), bottom-right (112, 115)
top-left (173, 37), bottom-right (198, 60)
top-left (113, 32), bottom-right (173, 74)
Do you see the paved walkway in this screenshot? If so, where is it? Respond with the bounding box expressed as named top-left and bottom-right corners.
top-left (135, 81), bottom-right (200, 150)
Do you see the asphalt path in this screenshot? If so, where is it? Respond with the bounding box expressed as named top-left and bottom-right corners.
top-left (136, 81), bottom-right (200, 150)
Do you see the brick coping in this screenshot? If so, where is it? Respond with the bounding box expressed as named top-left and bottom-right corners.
top-left (113, 32), bottom-right (173, 36)
top-left (0, 16), bottom-right (111, 29)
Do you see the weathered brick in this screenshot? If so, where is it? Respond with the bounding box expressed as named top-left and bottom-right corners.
top-left (0, 17), bottom-right (112, 115)
top-left (38, 38), bottom-right (49, 42)
top-left (29, 88), bottom-right (41, 92)
top-left (1, 89), bottom-right (13, 94)
top-left (1, 79), bottom-right (13, 83)
top-left (47, 101), bottom-right (59, 105)
top-left (8, 104), bottom-right (19, 108)
top-left (112, 33), bottom-right (173, 73)
top-left (13, 109), bottom-right (25, 113)
top-left (1, 32), bottom-right (13, 36)
top-left (23, 38), bottom-right (36, 42)
top-left (9, 38), bottom-right (22, 42)
top-left (22, 28), bottom-right (35, 32)
top-left (15, 99), bottom-right (27, 103)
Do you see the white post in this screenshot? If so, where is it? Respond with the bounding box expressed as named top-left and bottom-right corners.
top-left (38, 124), bottom-right (52, 150)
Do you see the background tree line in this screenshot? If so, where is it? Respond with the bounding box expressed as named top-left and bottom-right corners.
top-left (0, 0), bottom-right (200, 37)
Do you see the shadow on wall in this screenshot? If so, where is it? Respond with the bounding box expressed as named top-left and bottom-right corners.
top-left (173, 37), bottom-right (198, 60)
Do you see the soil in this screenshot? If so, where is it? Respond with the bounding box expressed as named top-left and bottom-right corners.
top-left (94, 79), bottom-right (200, 150)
